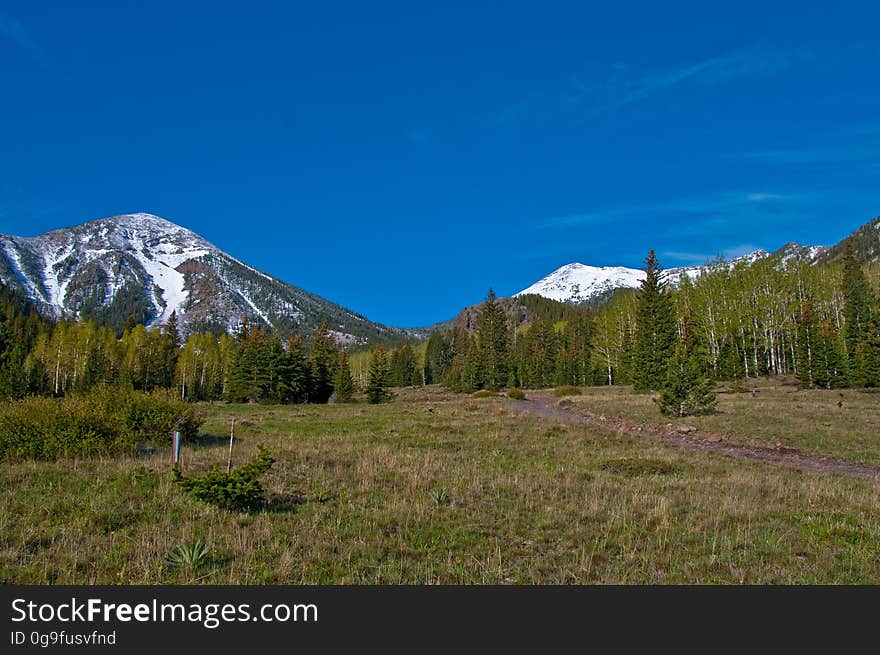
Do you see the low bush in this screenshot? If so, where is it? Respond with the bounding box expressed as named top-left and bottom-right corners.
top-left (0, 386), bottom-right (203, 460)
top-left (553, 386), bottom-right (582, 397)
top-left (601, 458), bottom-right (679, 476)
top-left (470, 390), bottom-right (498, 399)
top-left (506, 388), bottom-right (526, 400)
top-left (173, 446), bottom-right (276, 513)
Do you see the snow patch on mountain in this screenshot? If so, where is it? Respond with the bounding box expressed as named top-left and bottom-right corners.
top-left (43, 240), bottom-right (76, 306)
top-left (0, 212), bottom-right (420, 344)
top-left (516, 250), bottom-right (781, 305)
top-left (1, 240), bottom-right (34, 294)
top-left (13, 213), bottom-right (216, 325)
top-left (515, 263), bottom-right (645, 303)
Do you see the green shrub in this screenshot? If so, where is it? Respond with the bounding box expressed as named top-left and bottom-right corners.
top-left (173, 446), bottom-right (275, 513)
top-left (656, 346), bottom-right (717, 417)
top-left (601, 458), bottom-right (679, 476)
top-left (553, 386), bottom-right (582, 397)
top-left (506, 388), bottom-right (526, 400)
top-left (470, 390), bottom-right (498, 398)
top-left (0, 386), bottom-right (203, 461)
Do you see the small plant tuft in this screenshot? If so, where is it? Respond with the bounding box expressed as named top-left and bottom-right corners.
top-left (429, 488), bottom-right (450, 506)
top-left (505, 388), bottom-right (526, 400)
top-left (471, 390), bottom-right (498, 399)
top-left (165, 540), bottom-right (213, 571)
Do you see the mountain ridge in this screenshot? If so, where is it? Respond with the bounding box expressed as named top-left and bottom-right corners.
top-left (513, 249), bottom-right (785, 306)
top-left (3, 212), bottom-right (877, 338)
top-left (0, 213), bottom-right (423, 345)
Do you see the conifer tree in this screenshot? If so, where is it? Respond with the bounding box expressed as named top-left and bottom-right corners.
top-left (366, 346), bottom-right (392, 403)
top-left (0, 282), bottom-right (53, 399)
top-left (166, 311), bottom-right (181, 350)
top-left (332, 351), bottom-right (356, 402)
top-left (794, 302), bottom-right (846, 388)
top-left (461, 336), bottom-right (482, 392)
top-left (855, 334), bottom-right (880, 387)
top-left (841, 242), bottom-right (877, 384)
top-left (476, 289), bottom-right (510, 390)
top-left (657, 310), bottom-right (716, 416)
top-left (308, 322), bottom-right (338, 403)
top-left (389, 343), bottom-right (417, 387)
top-left (424, 331), bottom-right (452, 384)
top-left (226, 324), bottom-right (275, 403)
top-left (158, 311), bottom-right (181, 389)
top-left (633, 250), bottom-right (677, 392)
top-left (279, 335), bottom-right (310, 403)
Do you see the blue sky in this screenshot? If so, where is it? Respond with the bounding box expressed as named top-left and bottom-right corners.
top-left (1, 1), bottom-right (878, 326)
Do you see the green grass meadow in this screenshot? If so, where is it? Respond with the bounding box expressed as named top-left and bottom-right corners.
top-left (2, 385), bottom-right (879, 584)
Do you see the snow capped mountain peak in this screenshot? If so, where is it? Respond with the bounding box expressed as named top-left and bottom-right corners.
top-left (10, 213), bottom-right (218, 325)
top-left (0, 213), bottom-right (414, 344)
top-left (106, 212), bottom-right (177, 228)
top-left (515, 248), bottom-right (809, 306)
top-left (515, 262), bottom-right (645, 304)
top-left (67, 212), bottom-right (215, 250)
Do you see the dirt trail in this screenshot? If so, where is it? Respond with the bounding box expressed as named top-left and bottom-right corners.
top-left (510, 393), bottom-right (880, 480)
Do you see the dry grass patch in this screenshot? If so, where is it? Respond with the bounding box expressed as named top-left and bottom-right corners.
top-left (567, 379), bottom-right (880, 464)
top-left (2, 387), bottom-right (879, 584)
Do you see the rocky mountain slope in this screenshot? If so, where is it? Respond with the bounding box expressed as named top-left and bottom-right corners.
top-left (814, 215), bottom-right (880, 264)
top-left (0, 213), bottom-right (421, 344)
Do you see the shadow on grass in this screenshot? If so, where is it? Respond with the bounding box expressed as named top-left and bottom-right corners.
top-left (193, 434), bottom-right (232, 447)
top-left (136, 435), bottom-right (232, 457)
top-left (261, 492), bottom-right (337, 514)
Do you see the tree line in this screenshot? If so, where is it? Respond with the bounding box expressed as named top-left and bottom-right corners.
top-left (0, 290), bottom-right (370, 404)
top-left (419, 245), bottom-right (880, 394)
top-left (1, 241), bottom-right (878, 407)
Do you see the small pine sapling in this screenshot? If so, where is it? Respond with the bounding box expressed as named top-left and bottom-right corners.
top-left (173, 446), bottom-right (276, 512)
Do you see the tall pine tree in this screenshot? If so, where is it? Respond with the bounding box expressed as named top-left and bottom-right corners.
top-left (423, 331), bottom-right (452, 384)
top-left (389, 343), bottom-right (417, 387)
top-left (366, 346), bottom-right (392, 403)
top-left (657, 309), bottom-right (716, 416)
top-left (308, 322), bottom-right (339, 403)
top-left (332, 351), bottom-right (356, 402)
top-left (279, 335), bottom-right (310, 403)
top-left (476, 289), bottom-right (510, 391)
top-left (842, 242), bottom-right (876, 385)
top-left (632, 250), bottom-right (677, 392)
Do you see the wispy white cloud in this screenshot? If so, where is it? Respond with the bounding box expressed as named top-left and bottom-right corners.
top-left (537, 191), bottom-right (798, 230)
top-left (616, 50), bottom-right (757, 106)
top-left (603, 44), bottom-right (808, 112)
top-left (497, 44), bottom-right (802, 126)
top-left (0, 14), bottom-right (47, 66)
top-left (746, 193), bottom-right (785, 202)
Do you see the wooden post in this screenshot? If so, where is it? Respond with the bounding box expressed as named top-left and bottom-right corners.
top-left (226, 417), bottom-right (235, 474)
top-left (172, 431), bottom-right (181, 467)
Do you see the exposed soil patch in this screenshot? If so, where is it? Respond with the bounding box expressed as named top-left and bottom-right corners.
top-left (511, 393), bottom-right (880, 480)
